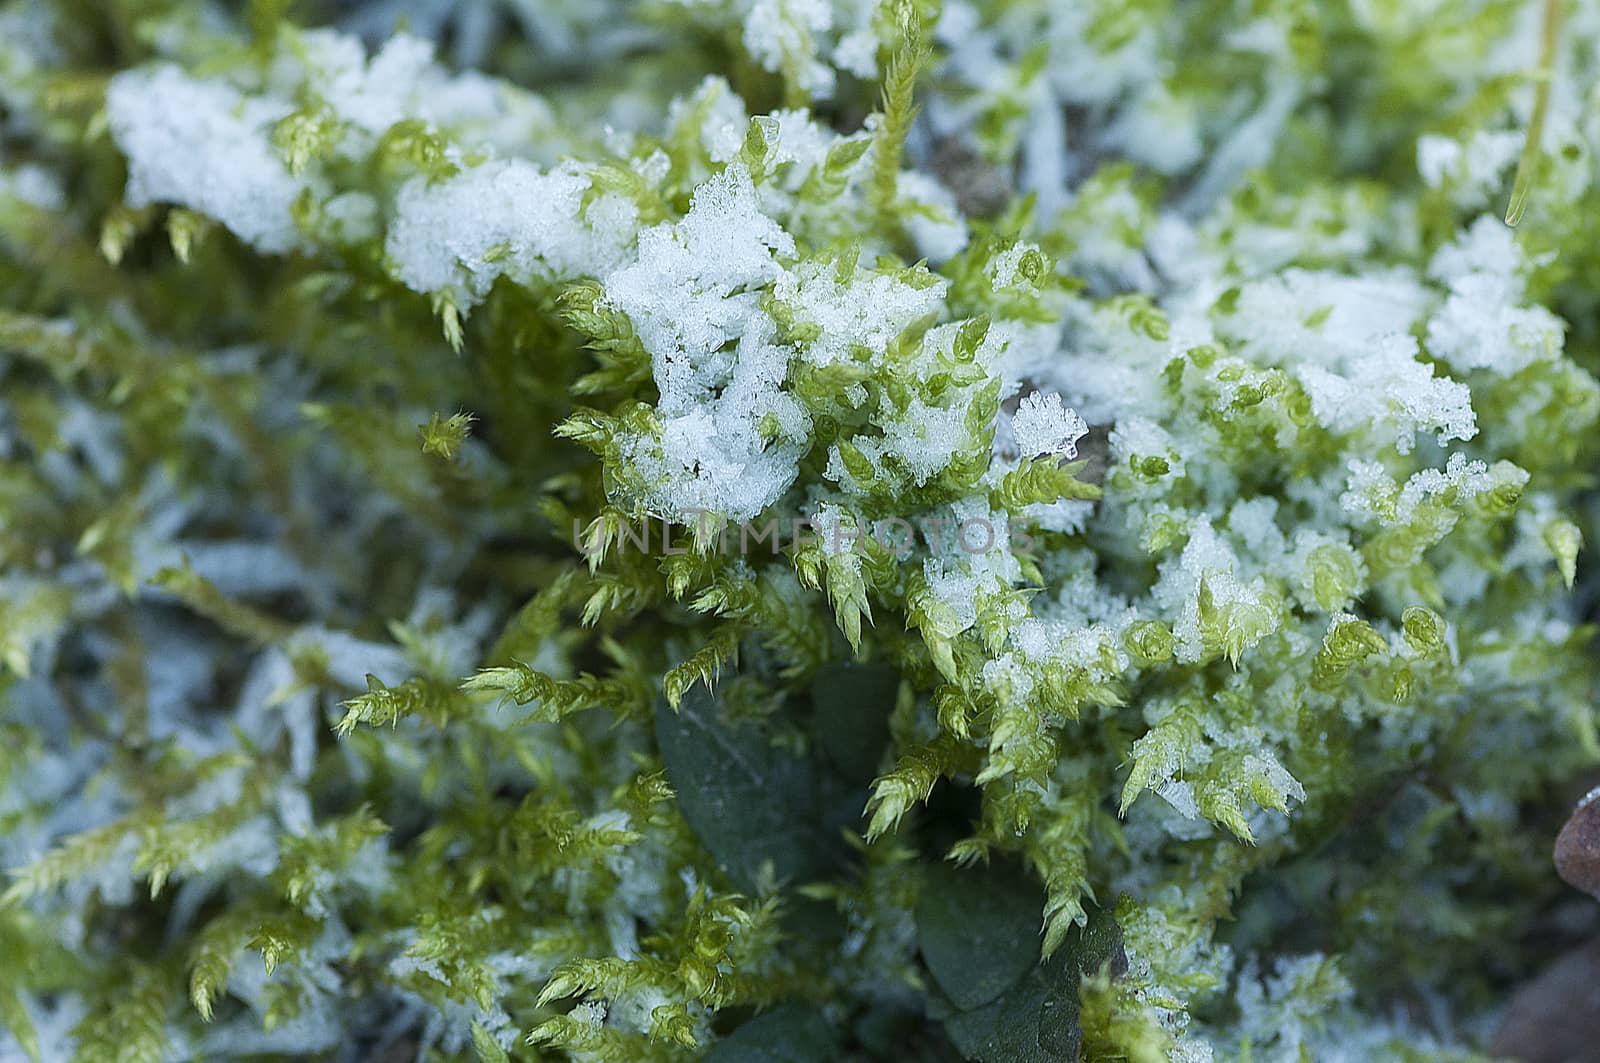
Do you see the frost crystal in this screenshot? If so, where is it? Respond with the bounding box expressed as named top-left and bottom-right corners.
top-left (1011, 391), bottom-right (1088, 459)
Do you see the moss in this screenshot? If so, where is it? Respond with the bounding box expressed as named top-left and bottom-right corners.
top-left (0, 1), bottom-right (1597, 1060)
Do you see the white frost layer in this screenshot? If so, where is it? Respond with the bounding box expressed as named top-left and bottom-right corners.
top-left (106, 65), bottom-right (310, 254)
top-left (1228, 268), bottom-right (1475, 452)
top-left (1426, 216), bottom-right (1564, 376)
top-left (386, 160), bottom-right (638, 305)
top-left (771, 258), bottom-right (946, 368)
top-left (604, 165), bottom-right (806, 521)
top-left (606, 163), bottom-right (794, 406)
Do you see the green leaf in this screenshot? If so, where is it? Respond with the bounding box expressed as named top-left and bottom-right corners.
top-left (810, 662), bottom-right (898, 783)
top-left (419, 410), bottom-right (475, 460)
top-left (1504, 0), bottom-right (1562, 225)
top-left (655, 688), bottom-right (843, 891)
top-left (471, 1021), bottom-right (511, 1063)
top-left (705, 1005), bottom-right (836, 1063)
top-left (937, 902), bottom-right (1127, 1063)
top-left (945, 984), bottom-right (1068, 1063)
top-left (0, 985), bottom-right (39, 1062)
top-left (916, 861), bottom-right (1042, 1010)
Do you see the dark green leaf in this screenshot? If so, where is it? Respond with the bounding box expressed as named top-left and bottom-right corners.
top-left (655, 690), bottom-right (839, 891)
top-left (810, 662), bottom-right (897, 783)
top-left (851, 1002), bottom-right (929, 1057)
top-left (935, 899), bottom-right (1127, 1063)
top-left (916, 861), bottom-right (1041, 1010)
top-left (945, 982), bottom-right (1063, 1063)
top-left (705, 1005), bottom-right (836, 1063)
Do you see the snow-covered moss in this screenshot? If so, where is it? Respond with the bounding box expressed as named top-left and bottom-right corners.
top-left (0, 0), bottom-right (1598, 1061)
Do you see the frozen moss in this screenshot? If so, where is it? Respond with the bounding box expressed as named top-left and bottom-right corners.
top-left (0, 1), bottom-right (1598, 1061)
